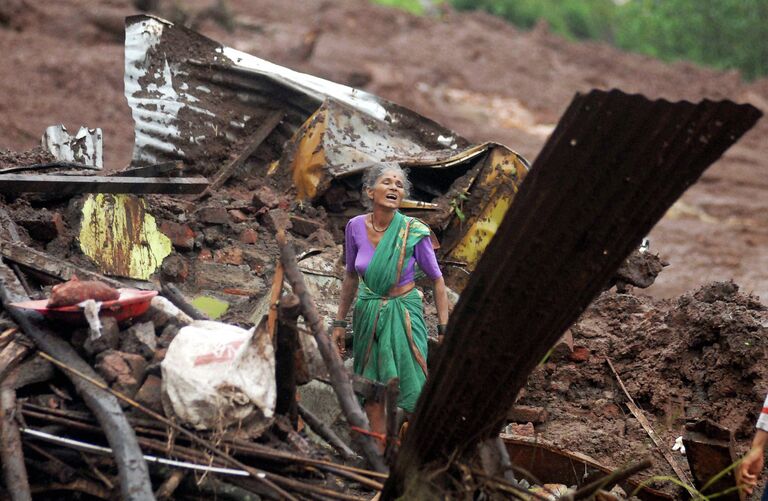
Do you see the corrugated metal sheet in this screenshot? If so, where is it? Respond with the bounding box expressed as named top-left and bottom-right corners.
top-left (124, 15), bottom-right (468, 173)
top-left (384, 90), bottom-right (762, 498)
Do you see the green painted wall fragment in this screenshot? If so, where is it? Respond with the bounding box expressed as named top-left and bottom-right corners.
top-left (79, 194), bottom-right (172, 280)
top-left (191, 295), bottom-right (230, 319)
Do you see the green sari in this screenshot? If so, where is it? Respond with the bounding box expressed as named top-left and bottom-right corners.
top-left (352, 211), bottom-right (431, 412)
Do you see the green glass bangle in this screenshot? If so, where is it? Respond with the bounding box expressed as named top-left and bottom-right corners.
top-left (437, 324), bottom-right (447, 336)
top-left (332, 319), bottom-right (348, 328)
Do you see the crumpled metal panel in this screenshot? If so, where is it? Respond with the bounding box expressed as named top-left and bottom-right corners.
top-left (285, 99), bottom-right (487, 200)
top-left (79, 194), bottom-right (172, 280)
top-left (124, 15), bottom-right (466, 171)
top-left (42, 124), bottom-right (103, 168)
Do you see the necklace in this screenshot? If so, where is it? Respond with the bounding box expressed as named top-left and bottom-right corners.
top-left (370, 214), bottom-right (391, 233)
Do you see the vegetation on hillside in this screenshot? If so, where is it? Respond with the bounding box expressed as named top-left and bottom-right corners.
top-left (373, 0), bottom-right (768, 80)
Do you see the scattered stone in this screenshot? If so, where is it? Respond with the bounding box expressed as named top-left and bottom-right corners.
top-left (83, 316), bottom-right (120, 356)
top-left (202, 226), bottom-right (226, 247)
top-left (289, 215), bottom-right (323, 237)
top-left (214, 246), bottom-right (244, 265)
top-left (113, 373), bottom-right (141, 399)
top-left (228, 209), bottom-right (249, 223)
top-left (306, 228), bottom-right (337, 248)
top-left (161, 254), bottom-right (190, 283)
top-left (159, 220), bottom-right (195, 251)
top-left (569, 346), bottom-right (590, 363)
top-left (507, 405), bottom-right (548, 424)
top-left (138, 297), bottom-right (193, 330)
top-left (504, 422), bottom-right (536, 437)
top-left (134, 375), bottom-right (163, 414)
top-left (15, 209), bottom-right (64, 242)
top-left (120, 321), bottom-right (158, 359)
top-left (197, 248), bottom-right (214, 261)
top-left (194, 262), bottom-right (265, 292)
top-left (195, 206), bottom-right (229, 224)
top-left (239, 227), bottom-right (258, 244)
top-left (158, 323), bottom-right (180, 348)
top-left (252, 186), bottom-right (279, 210)
top-left (95, 350), bottom-right (147, 385)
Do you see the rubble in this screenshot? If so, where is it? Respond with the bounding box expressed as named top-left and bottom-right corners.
top-left (0, 6), bottom-right (764, 501)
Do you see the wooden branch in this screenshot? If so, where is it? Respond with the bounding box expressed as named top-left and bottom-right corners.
top-left (1, 367), bottom-right (32, 501)
top-left (0, 261), bottom-right (155, 500)
top-left (570, 458), bottom-right (653, 500)
top-left (109, 161), bottom-right (181, 178)
top-left (0, 239), bottom-right (128, 290)
top-left (155, 470), bottom-right (185, 500)
top-left (0, 339), bottom-right (32, 382)
top-left (298, 402), bottom-right (357, 461)
top-left (275, 294), bottom-right (299, 426)
top-left (0, 174), bottom-right (208, 195)
top-left (606, 357), bottom-right (693, 488)
top-left (0, 161), bottom-right (101, 175)
top-left (197, 111), bottom-right (284, 199)
top-left (275, 227), bottom-right (388, 473)
top-left (160, 282), bottom-right (209, 320)
top-left (384, 378), bottom-right (400, 465)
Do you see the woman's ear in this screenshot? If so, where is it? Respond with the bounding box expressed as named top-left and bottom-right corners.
top-left (366, 187), bottom-right (374, 200)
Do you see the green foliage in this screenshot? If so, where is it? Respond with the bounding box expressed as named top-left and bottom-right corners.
top-left (372, 0), bottom-right (426, 15)
top-left (447, 0), bottom-right (768, 80)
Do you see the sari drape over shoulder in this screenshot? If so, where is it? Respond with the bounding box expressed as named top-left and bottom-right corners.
top-left (352, 211), bottom-right (431, 412)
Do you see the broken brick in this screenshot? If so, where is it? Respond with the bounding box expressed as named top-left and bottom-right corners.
top-left (569, 346), bottom-right (590, 363)
top-left (289, 215), bottom-right (323, 237)
top-left (214, 246), bottom-right (244, 265)
top-left (504, 422), bottom-right (536, 437)
top-left (95, 351), bottom-right (130, 384)
top-left (251, 186), bottom-right (279, 210)
top-left (197, 248), bottom-right (213, 261)
top-left (507, 405), bottom-right (548, 424)
top-left (195, 206), bottom-right (229, 224)
top-left (228, 209), bottom-right (249, 223)
top-left (159, 220), bottom-right (195, 251)
top-left (16, 209), bottom-right (64, 242)
top-left (134, 375), bottom-right (163, 414)
top-left (113, 373), bottom-right (140, 399)
top-left (239, 227), bottom-right (258, 244)
top-left (83, 316), bottom-right (120, 356)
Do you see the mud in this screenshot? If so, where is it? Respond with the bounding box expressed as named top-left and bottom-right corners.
top-left (519, 283), bottom-right (768, 494)
top-left (0, 0), bottom-right (767, 496)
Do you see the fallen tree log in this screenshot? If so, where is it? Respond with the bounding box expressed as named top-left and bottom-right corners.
top-left (384, 90), bottom-right (761, 498)
top-left (0, 261), bottom-right (156, 500)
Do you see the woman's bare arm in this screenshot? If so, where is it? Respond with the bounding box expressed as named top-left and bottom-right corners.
top-left (333, 271), bottom-right (359, 355)
top-left (433, 276), bottom-right (450, 337)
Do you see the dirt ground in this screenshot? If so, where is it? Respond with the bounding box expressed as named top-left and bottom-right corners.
top-left (1, 0), bottom-right (767, 496)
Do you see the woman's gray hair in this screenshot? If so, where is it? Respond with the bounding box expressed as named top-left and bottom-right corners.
top-left (361, 162), bottom-right (411, 210)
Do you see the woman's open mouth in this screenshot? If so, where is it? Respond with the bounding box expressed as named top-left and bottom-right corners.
top-left (385, 193), bottom-right (399, 201)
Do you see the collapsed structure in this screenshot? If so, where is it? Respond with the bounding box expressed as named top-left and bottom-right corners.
top-left (0, 13), bottom-right (763, 501)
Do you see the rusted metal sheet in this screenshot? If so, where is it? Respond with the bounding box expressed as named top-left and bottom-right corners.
top-left (503, 436), bottom-right (673, 500)
top-left (79, 194), bottom-right (172, 280)
top-left (124, 15), bottom-right (466, 173)
top-left (383, 90), bottom-right (761, 498)
top-left (683, 420), bottom-right (743, 501)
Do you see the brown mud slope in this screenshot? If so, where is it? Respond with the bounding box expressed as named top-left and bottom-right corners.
top-left (520, 282), bottom-right (768, 493)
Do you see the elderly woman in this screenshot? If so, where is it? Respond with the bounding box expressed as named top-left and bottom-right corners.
top-left (332, 163), bottom-right (449, 447)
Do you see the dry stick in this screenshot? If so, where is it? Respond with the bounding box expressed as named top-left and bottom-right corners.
top-left (605, 357), bottom-right (693, 488)
top-left (1, 368), bottom-right (32, 501)
top-left (569, 458), bottom-right (653, 500)
top-left (35, 351), bottom-right (309, 501)
top-left (196, 111), bottom-right (284, 199)
top-left (0, 302), bottom-right (155, 500)
top-left (267, 263), bottom-right (284, 341)
top-left (275, 227), bottom-right (388, 473)
top-left (0, 161), bottom-right (100, 175)
top-left (160, 282), bottom-right (210, 320)
top-left (298, 402), bottom-right (357, 461)
top-left (24, 403), bottom-right (384, 489)
top-left (384, 378), bottom-right (400, 465)
top-left (29, 478), bottom-right (111, 500)
top-left (154, 469), bottom-right (186, 500)
top-left (79, 451), bottom-right (115, 490)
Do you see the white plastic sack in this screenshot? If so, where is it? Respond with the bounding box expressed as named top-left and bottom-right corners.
top-left (161, 319), bottom-right (276, 431)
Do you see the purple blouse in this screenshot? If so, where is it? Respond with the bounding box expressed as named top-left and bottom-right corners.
top-left (345, 215), bottom-right (442, 287)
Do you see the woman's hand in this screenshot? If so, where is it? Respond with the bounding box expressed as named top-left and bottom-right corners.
top-left (332, 326), bottom-right (347, 357)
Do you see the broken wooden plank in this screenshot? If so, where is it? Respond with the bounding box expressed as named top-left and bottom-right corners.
top-left (0, 239), bottom-right (150, 290)
top-left (606, 357), bottom-right (693, 488)
top-left (275, 225), bottom-right (388, 473)
top-left (683, 420), bottom-right (743, 501)
top-left (1, 360), bottom-right (32, 501)
top-left (0, 161), bottom-right (100, 175)
top-left (0, 261), bottom-right (155, 500)
top-left (109, 161), bottom-right (181, 178)
top-left (0, 174), bottom-right (208, 195)
top-left (384, 90), bottom-right (761, 498)
top-left (196, 111), bottom-right (284, 199)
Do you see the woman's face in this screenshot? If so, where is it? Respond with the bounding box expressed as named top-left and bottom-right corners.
top-left (368, 169), bottom-right (405, 210)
